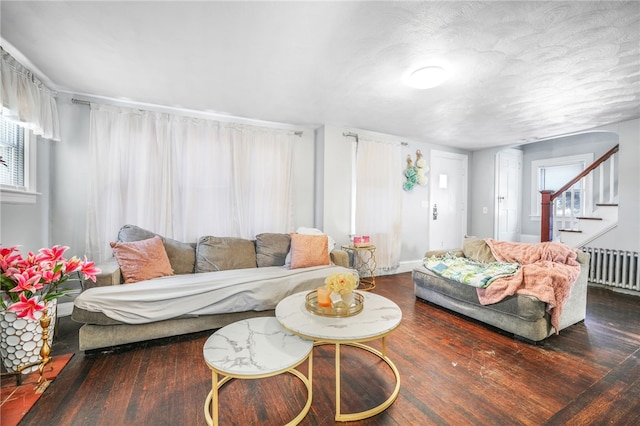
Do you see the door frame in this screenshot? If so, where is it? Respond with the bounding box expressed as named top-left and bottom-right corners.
top-left (429, 150), bottom-right (468, 250)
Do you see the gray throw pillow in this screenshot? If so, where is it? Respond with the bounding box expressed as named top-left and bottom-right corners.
top-left (117, 224), bottom-right (196, 274)
top-left (255, 233), bottom-right (291, 267)
top-left (196, 236), bottom-right (257, 272)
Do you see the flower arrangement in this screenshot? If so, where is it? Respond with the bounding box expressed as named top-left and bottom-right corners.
top-left (0, 245), bottom-right (100, 319)
top-left (324, 272), bottom-right (358, 295)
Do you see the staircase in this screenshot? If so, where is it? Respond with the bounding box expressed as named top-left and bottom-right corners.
top-left (557, 203), bottom-right (618, 247)
top-left (541, 144), bottom-right (619, 247)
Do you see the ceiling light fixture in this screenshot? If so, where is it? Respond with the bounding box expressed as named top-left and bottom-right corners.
top-left (406, 66), bottom-right (448, 89)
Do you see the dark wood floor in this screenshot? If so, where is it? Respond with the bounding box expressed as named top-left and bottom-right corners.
top-left (21, 272), bottom-right (640, 425)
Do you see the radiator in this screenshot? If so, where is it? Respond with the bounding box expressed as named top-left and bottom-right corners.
top-left (582, 247), bottom-right (640, 291)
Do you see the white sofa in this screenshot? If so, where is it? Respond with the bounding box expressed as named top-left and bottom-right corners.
top-left (72, 225), bottom-right (354, 351)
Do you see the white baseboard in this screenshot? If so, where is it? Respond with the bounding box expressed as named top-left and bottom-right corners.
top-left (376, 259), bottom-right (422, 277)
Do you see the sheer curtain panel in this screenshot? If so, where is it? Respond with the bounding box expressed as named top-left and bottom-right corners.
top-left (227, 125), bottom-right (294, 239)
top-left (86, 104), bottom-right (295, 262)
top-left (355, 137), bottom-right (403, 271)
top-left (0, 47), bottom-right (60, 141)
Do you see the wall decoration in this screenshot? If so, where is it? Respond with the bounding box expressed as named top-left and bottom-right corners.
top-left (403, 150), bottom-right (429, 191)
top-left (403, 155), bottom-right (418, 191)
top-left (415, 150), bottom-right (429, 186)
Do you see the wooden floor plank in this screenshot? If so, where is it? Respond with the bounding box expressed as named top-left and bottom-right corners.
top-left (19, 272), bottom-right (640, 425)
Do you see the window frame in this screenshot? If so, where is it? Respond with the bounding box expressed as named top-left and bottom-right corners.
top-left (0, 118), bottom-right (38, 204)
top-left (530, 153), bottom-right (594, 219)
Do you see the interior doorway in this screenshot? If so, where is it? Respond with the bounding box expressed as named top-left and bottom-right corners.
top-left (494, 148), bottom-right (523, 241)
top-left (429, 150), bottom-right (468, 250)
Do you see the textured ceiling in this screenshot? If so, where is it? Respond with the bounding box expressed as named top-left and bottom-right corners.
top-left (1, 1), bottom-right (639, 150)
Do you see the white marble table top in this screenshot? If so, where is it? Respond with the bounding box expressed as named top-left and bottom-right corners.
top-left (276, 291), bottom-right (402, 342)
top-left (203, 317), bottom-right (313, 376)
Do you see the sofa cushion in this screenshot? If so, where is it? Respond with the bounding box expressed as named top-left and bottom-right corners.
top-left (412, 267), bottom-right (546, 321)
top-left (255, 233), bottom-right (291, 267)
top-left (118, 224), bottom-right (196, 274)
top-left (110, 236), bottom-right (174, 283)
top-left (462, 236), bottom-right (496, 263)
top-left (196, 236), bottom-right (257, 272)
top-left (289, 233), bottom-right (330, 269)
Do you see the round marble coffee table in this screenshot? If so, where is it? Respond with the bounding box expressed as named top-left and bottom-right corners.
top-left (202, 317), bottom-right (313, 426)
top-left (275, 291), bottom-right (402, 422)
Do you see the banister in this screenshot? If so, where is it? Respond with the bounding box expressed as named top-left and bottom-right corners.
top-left (550, 144), bottom-right (619, 202)
top-left (541, 190), bottom-right (554, 242)
top-left (541, 144), bottom-right (619, 242)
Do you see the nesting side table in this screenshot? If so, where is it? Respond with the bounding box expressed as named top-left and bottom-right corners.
top-left (276, 291), bottom-right (402, 422)
top-left (202, 317), bottom-right (313, 426)
top-left (341, 244), bottom-right (377, 290)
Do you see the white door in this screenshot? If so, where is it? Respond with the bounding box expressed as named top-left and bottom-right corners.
top-left (429, 150), bottom-right (468, 250)
top-left (495, 149), bottom-right (522, 241)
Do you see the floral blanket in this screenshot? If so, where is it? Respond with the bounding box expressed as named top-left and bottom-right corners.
top-left (424, 254), bottom-right (520, 288)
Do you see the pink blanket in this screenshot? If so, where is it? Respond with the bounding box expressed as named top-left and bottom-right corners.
top-left (476, 239), bottom-right (581, 334)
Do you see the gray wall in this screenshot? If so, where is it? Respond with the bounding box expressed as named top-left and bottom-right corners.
top-left (519, 131), bottom-right (617, 237)
top-left (469, 119), bottom-right (639, 252)
top-left (0, 138), bottom-right (51, 253)
top-left (50, 94), bottom-right (91, 258)
top-left (588, 119), bottom-right (640, 251)
top-left (317, 125), bottom-right (469, 273)
top-left (3, 94), bottom-right (317, 258)
top-left (4, 94), bottom-right (637, 268)
top-left (468, 147), bottom-right (504, 239)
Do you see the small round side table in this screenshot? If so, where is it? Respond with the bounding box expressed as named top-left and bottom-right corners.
top-left (341, 244), bottom-right (377, 290)
top-left (202, 317), bottom-right (313, 426)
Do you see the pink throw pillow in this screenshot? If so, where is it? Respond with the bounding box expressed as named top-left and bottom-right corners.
top-left (110, 236), bottom-right (174, 283)
top-left (289, 233), bottom-right (330, 269)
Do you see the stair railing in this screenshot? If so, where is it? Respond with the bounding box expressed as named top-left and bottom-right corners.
top-left (541, 144), bottom-right (619, 242)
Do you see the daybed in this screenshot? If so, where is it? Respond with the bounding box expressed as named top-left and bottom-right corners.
top-left (413, 237), bottom-right (589, 342)
top-left (72, 225), bottom-right (355, 351)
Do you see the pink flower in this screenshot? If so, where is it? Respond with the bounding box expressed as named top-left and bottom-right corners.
top-left (1, 244), bottom-right (100, 312)
top-left (37, 245), bottom-right (69, 263)
top-left (0, 247), bottom-right (22, 271)
top-left (65, 256), bottom-right (82, 274)
top-left (9, 270), bottom-right (43, 294)
top-left (80, 258), bottom-right (100, 282)
top-left (41, 269), bottom-right (62, 284)
top-left (7, 293), bottom-right (46, 320)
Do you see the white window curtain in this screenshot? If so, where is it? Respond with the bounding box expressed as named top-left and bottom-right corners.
top-left (0, 47), bottom-right (60, 141)
top-left (355, 137), bottom-right (403, 271)
top-left (86, 104), bottom-right (295, 262)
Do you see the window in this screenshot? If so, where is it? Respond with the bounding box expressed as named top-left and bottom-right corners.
top-left (0, 116), bottom-right (37, 204)
top-left (530, 154), bottom-right (593, 218)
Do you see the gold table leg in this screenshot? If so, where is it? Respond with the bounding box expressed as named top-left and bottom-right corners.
top-left (317, 337), bottom-right (401, 422)
top-left (204, 352), bottom-right (313, 426)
